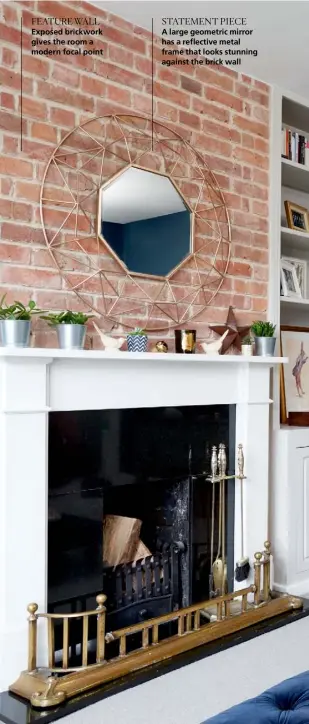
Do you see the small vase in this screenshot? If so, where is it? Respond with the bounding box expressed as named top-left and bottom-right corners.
top-left (0, 319), bottom-right (31, 347)
top-left (254, 336), bottom-right (276, 357)
top-left (241, 344), bottom-right (253, 357)
top-left (127, 334), bottom-right (148, 352)
top-left (56, 324), bottom-right (86, 350)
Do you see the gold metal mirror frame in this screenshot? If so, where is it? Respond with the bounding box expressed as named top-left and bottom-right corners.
top-left (41, 114), bottom-right (231, 331)
top-left (97, 164), bottom-right (194, 282)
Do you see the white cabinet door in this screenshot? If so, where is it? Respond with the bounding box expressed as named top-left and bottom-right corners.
top-left (293, 445), bottom-right (309, 576)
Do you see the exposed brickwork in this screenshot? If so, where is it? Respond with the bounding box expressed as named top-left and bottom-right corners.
top-left (0, 0), bottom-right (270, 348)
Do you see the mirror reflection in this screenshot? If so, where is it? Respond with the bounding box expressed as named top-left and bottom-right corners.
top-left (99, 167), bottom-right (191, 277)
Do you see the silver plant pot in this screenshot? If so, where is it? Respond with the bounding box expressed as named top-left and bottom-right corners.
top-left (0, 319), bottom-right (31, 347)
top-left (56, 324), bottom-right (86, 350)
top-left (254, 336), bottom-right (276, 357)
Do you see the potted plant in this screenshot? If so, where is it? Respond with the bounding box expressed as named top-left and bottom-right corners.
top-left (127, 327), bottom-right (148, 352)
top-left (241, 335), bottom-right (253, 357)
top-left (41, 310), bottom-right (93, 350)
top-left (0, 296), bottom-right (41, 347)
top-left (251, 321), bottom-right (276, 357)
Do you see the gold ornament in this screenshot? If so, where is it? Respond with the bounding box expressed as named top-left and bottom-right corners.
top-left (155, 341), bottom-right (168, 353)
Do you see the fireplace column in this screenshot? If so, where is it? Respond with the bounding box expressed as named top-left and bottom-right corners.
top-left (0, 355), bottom-right (51, 690)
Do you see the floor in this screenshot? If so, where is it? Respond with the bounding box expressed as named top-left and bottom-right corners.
top-left (62, 616), bottom-right (309, 724)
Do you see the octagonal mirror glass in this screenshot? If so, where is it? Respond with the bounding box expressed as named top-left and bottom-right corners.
top-left (98, 166), bottom-right (192, 277)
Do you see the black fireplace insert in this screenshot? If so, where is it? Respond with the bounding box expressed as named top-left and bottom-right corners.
top-left (48, 405), bottom-right (235, 648)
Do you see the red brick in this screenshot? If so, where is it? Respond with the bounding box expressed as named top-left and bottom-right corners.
top-left (196, 66), bottom-right (235, 92)
top-left (204, 87), bottom-right (243, 112)
top-left (15, 181), bottom-right (40, 202)
top-left (232, 211), bottom-right (268, 233)
top-left (2, 266), bottom-right (62, 290)
top-left (192, 97), bottom-right (230, 123)
top-left (227, 261), bottom-right (252, 277)
top-left (103, 24), bottom-right (146, 54)
top-left (157, 66), bottom-right (179, 86)
top-left (132, 93), bottom-right (152, 114)
top-left (37, 81), bottom-right (95, 113)
top-left (20, 97), bottom-right (48, 120)
top-left (255, 137), bottom-right (269, 154)
top-left (252, 168), bottom-right (269, 186)
top-left (253, 105), bottom-right (269, 124)
top-left (153, 82), bottom-right (190, 109)
top-left (179, 110), bottom-right (201, 130)
top-left (0, 92), bottom-right (15, 110)
top-left (51, 64), bottom-right (80, 88)
top-left (107, 84), bottom-right (131, 106)
top-left (94, 62), bottom-right (144, 91)
top-left (134, 55), bottom-right (152, 76)
top-left (1, 222), bottom-right (44, 244)
top-left (3, 4), bottom-right (18, 24)
top-left (180, 76), bottom-right (202, 95)
top-left (0, 23), bottom-right (21, 45)
top-left (2, 47), bottom-right (18, 68)
top-left (251, 297), bottom-right (268, 312)
top-left (252, 200), bottom-right (268, 216)
top-left (23, 55), bottom-right (49, 79)
top-left (3, 135), bottom-right (19, 153)
top-left (156, 101), bottom-right (178, 122)
top-left (0, 109), bottom-right (27, 134)
top-left (1, 178), bottom-right (13, 195)
top-left (108, 44), bottom-right (134, 68)
top-left (252, 232), bottom-right (268, 249)
top-left (50, 107), bottom-right (76, 127)
top-left (233, 146), bottom-right (269, 170)
top-left (254, 79), bottom-right (270, 93)
top-left (233, 179), bottom-right (268, 200)
top-left (194, 134), bottom-right (232, 158)
top-left (0, 156), bottom-right (33, 178)
top-left (31, 122), bottom-right (58, 143)
top-left (0, 67), bottom-right (20, 91)
top-left (202, 118), bottom-right (241, 143)
top-left (242, 133), bottom-right (254, 149)
top-left (0, 243), bottom-right (31, 264)
top-left (233, 114), bottom-right (269, 138)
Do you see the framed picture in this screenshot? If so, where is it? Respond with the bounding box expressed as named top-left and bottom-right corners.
top-left (281, 256), bottom-right (307, 298)
top-left (284, 201), bottom-right (309, 232)
top-left (280, 259), bottom-right (302, 298)
top-left (281, 326), bottom-right (309, 425)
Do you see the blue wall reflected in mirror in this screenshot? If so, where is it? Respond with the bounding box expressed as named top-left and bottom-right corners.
top-left (99, 167), bottom-right (191, 277)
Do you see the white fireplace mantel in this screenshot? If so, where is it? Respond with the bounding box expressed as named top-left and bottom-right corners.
top-left (0, 349), bottom-right (286, 690)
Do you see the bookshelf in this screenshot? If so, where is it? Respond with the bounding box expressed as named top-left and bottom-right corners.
top-left (269, 90), bottom-right (309, 597)
top-left (279, 95), bottom-right (309, 327)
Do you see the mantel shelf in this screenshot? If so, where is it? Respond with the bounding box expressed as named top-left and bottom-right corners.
top-left (0, 347), bottom-right (287, 365)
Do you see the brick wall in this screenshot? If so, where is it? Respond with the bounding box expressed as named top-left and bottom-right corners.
top-left (0, 0), bottom-right (270, 348)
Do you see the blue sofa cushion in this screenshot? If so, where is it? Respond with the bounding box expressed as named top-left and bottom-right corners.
top-left (203, 671), bottom-right (309, 723)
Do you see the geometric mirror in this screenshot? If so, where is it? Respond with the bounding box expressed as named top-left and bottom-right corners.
top-left (98, 166), bottom-right (192, 277)
top-left (41, 114), bottom-right (231, 331)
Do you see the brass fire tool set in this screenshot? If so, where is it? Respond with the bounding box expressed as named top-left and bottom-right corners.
top-left (10, 444), bottom-right (303, 710)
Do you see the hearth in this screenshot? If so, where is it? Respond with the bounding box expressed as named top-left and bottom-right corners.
top-left (47, 405), bottom-right (236, 641)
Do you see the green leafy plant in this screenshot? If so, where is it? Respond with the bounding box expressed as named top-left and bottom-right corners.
top-left (242, 335), bottom-right (252, 345)
top-left (0, 295), bottom-right (41, 321)
top-left (40, 311), bottom-right (93, 326)
top-left (128, 327), bottom-right (147, 336)
top-left (251, 321), bottom-right (276, 338)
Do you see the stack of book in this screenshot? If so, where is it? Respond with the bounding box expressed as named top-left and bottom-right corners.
top-left (281, 127), bottom-right (309, 165)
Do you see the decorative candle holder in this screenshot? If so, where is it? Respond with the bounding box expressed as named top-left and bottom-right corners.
top-left (174, 330), bottom-right (196, 354)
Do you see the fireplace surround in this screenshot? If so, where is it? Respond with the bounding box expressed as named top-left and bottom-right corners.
top-left (0, 349), bottom-right (287, 695)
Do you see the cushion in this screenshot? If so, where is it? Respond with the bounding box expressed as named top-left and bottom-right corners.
top-left (203, 671), bottom-right (309, 723)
